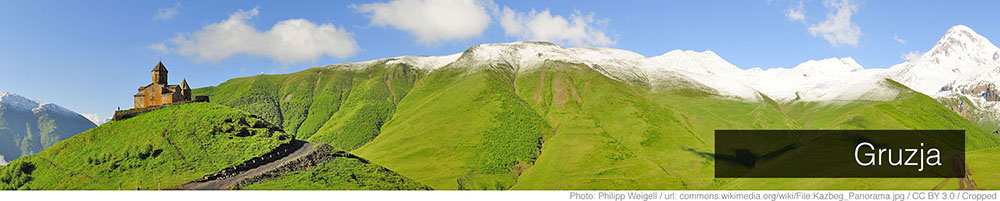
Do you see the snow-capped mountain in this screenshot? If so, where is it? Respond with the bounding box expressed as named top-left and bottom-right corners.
top-left (0, 91), bottom-right (97, 162)
top-left (886, 25), bottom-right (1000, 121)
top-left (373, 41), bottom-right (895, 102)
top-left (888, 25), bottom-right (1000, 95)
top-left (337, 25), bottom-right (998, 112)
top-left (0, 91), bottom-right (84, 116)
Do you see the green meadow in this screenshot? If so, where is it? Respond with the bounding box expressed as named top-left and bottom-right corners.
top-left (0, 103), bottom-right (292, 190)
top-left (5, 53), bottom-right (998, 190)
top-left (195, 56), bottom-right (1000, 190)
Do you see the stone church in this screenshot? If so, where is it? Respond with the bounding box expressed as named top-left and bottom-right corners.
top-left (134, 61), bottom-right (191, 108)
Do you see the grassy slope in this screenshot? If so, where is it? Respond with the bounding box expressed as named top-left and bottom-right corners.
top-left (354, 62), bottom-right (551, 190)
top-left (508, 62), bottom-right (794, 190)
top-left (718, 80), bottom-right (999, 189)
top-left (508, 62), bottom-right (998, 190)
top-left (194, 63), bottom-right (418, 150)
top-left (239, 144), bottom-right (431, 190)
top-left (194, 58), bottom-right (1000, 190)
top-left (0, 102), bottom-right (293, 190)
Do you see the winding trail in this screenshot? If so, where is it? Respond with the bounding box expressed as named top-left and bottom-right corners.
top-left (181, 141), bottom-right (316, 190)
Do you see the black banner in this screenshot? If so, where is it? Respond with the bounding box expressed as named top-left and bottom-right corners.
top-left (714, 130), bottom-right (965, 178)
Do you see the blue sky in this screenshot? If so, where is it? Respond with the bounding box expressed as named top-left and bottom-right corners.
top-left (1, 0), bottom-right (998, 122)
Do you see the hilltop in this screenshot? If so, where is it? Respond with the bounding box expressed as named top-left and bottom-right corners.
top-left (0, 102), bottom-right (292, 189)
top-left (0, 102), bottom-right (429, 190)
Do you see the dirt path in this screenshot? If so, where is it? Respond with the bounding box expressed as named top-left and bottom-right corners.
top-left (181, 141), bottom-right (315, 190)
top-left (161, 109), bottom-right (194, 170)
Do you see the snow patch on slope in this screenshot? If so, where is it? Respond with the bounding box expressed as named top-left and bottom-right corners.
top-left (0, 154), bottom-right (6, 165)
top-left (385, 53), bottom-right (463, 70)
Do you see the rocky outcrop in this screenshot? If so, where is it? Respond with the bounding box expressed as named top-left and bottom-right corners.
top-left (955, 83), bottom-right (1000, 102)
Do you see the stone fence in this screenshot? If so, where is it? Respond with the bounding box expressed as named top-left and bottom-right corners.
top-left (193, 140), bottom-right (306, 182)
top-left (111, 96), bottom-right (209, 121)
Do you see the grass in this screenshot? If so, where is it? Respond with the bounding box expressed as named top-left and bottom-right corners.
top-left (354, 61), bottom-right (551, 190)
top-left (507, 62), bottom-right (998, 190)
top-left (239, 144), bottom-right (431, 190)
top-left (194, 63), bottom-right (420, 150)
top-left (0, 102), bottom-right (293, 190)
top-left (195, 56), bottom-right (1000, 190)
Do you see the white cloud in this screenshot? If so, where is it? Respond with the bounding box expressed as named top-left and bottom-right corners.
top-left (785, 1), bottom-right (806, 23)
top-left (893, 34), bottom-right (906, 45)
top-left (169, 8), bottom-right (359, 64)
top-left (147, 42), bottom-right (168, 54)
top-left (154, 2), bottom-right (181, 21)
top-left (499, 7), bottom-right (615, 47)
top-left (902, 50), bottom-right (921, 62)
top-left (807, 0), bottom-right (861, 47)
top-left (353, 0), bottom-right (492, 46)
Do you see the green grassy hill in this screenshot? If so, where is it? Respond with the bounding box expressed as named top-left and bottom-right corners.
top-left (190, 56), bottom-right (1000, 190)
top-left (194, 63), bottom-right (419, 151)
top-left (0, 102), bottom-right (293, 190)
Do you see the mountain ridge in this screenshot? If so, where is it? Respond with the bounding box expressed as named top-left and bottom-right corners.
top-left (188, 24), bottom-right (1000, 190)
top-left (0, 91), bottom-right (96, 163)
top-left (322, 25), bottom-right (998, 106)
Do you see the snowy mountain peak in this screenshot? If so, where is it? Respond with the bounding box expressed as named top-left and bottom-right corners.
top-left (647, 49), bottom-right (742, 75)
top-left (656, 49), bottom-right (724, 61)
top-left (927, 25), bottom-right (999, 59)
top-left (789, 57), bottom-right (864, 76)
top-left (0, 91), bottom-right (44, 111)
top-left (887, 25), bottom-right (1000, 97)
top-left (453, 41), bottom-right (646, 74)
top-left (943, 25), bottom-right (985, 43)
top-left (0, 91), bottom-right (81, 117)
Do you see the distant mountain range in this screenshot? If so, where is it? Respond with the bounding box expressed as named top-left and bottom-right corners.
top-left (0, 91), bottom-right (96, 164)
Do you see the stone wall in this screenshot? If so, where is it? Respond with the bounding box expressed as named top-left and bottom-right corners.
top-left (113, 98), bottom-right (210, 121)
top-left (193, 140), bottom-right (307, 182)
top-left (231, 143), bottom-right (345, 189)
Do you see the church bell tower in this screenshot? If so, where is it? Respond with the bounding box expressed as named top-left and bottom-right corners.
top-left (152, 61), bottom-right (168, 84)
